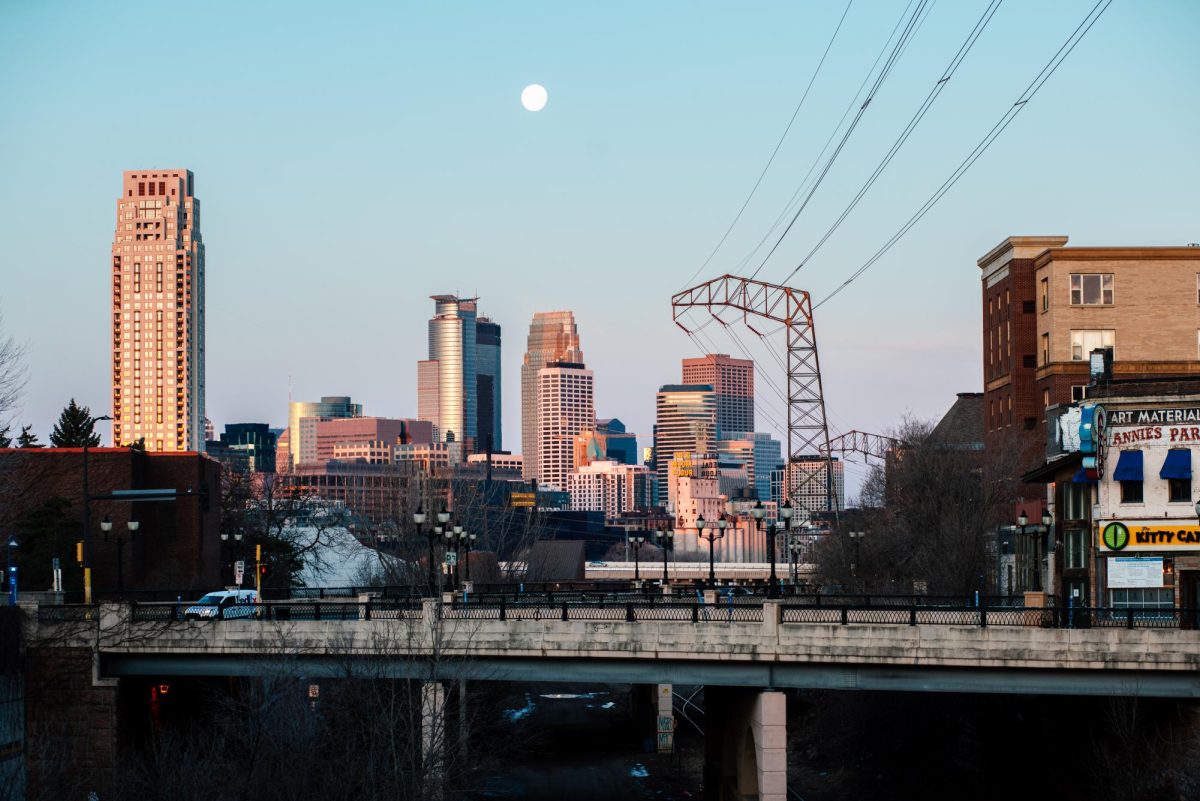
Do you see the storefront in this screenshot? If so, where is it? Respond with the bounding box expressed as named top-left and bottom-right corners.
top-left (1087, 390), bottom-right (1200, 624)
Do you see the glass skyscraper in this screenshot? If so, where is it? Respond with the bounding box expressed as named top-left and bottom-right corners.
top-left (476, 316), bottom-right (502, 452)
top-left (521, 311), bottom-right (583, 480)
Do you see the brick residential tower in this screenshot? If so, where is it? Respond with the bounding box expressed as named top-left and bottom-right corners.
top-left (111, 170), bottom-right (204, 451)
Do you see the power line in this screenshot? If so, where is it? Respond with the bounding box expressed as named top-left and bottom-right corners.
top-left (679, 0), bottom-right (855, 290)
top-left (779, 0), bottom-right (1005, 286)
top-left (748, 0), bottom-right (933, 280)
top-left (729, 0), bottom-right (927, 277)
top-left (817, 0), bottom-right (1114, 309)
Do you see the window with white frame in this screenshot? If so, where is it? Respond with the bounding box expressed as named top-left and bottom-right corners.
top-left (1064, 529), bottom-right (1086, 570)
top-left (1070, 273), bottom-right (1113, 305)
top-left (1071, 330), bottom-right (1114, 361)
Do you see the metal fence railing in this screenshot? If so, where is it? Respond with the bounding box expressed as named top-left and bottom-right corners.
top-left (779, 604), bottom-right (1194, 630)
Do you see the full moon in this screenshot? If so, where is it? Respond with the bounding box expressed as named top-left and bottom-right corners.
top-left (521, 84), bottom-right (548, 112)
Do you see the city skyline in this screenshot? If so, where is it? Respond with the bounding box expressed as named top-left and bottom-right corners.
top-left (3, 1), bottom-right (1198, 502)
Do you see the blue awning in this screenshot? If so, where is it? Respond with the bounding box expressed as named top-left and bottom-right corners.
top-left (1160, 449), bottom-right (1192, 480)
top-left (1072, 466), bottom-right (1093, 483)
top-left (1113, 450), bottom-right (1143, 482)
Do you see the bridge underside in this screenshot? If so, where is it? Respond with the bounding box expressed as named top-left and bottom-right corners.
top-left (101, 654), bottom-right (1200, 698)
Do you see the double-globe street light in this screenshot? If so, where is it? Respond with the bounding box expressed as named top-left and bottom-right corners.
top-left (445, 525), bottom-right (477, 588)
top-left (655, 523), bottom-right (674, 585)
top-left (751, 499), bottom-right (792, 599)
top-left (629, 534), bottom-right (647, 582)
top-left (696, 515), bottom-right (728, 588)
top-left (6, 536), bottom-right (17, 606)
top-left (1015, 510), bottom-right (1052, 593)
top-left (102, 514), bottom-right (142, 593)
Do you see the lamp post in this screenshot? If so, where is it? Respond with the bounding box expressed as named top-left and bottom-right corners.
top-left (463, 532), bottom-right (477, 583)
top-left (630, 534), bottom-right (646, 582)
top-left (219, 526), bottom-right (244, 587)
top-left (847, 530), bottom-right (866, 585)
top-left (413, 505), bottom-right (431, 594)
top-left (436, 504), bottom-right (451, 591)
top-left (1015, 510), bottom-right (1052, 593)
top-left (789, 538), bottom-right (803, 585)
top-left (697, 515), bottom-right (725, 588)
top-left (751, 500), bottom-right (779, 598)
top-left (655, 523), bottom-right (674, 585)
top-left (81, 414), bottom-right (113, 604)
top-left (102, 514), bottom-right (141, 594)
top-left (6, 536), bottom-right (17, 606)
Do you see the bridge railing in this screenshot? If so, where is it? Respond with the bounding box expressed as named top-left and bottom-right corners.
top-left (779, 604), bottom-right (1191, 629)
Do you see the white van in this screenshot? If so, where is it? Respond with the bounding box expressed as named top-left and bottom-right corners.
top-left (183, 589), bottom-right (259, 620)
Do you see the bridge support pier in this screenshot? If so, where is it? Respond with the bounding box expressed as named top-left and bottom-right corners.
top-left (703, 687), bottom-right (787, 801)
top-left (421, 681), bottom-right (445, 801)
top-left (632, 683), bottom-right (676, 753)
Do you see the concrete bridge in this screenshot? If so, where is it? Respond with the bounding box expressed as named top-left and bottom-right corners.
top-left (25, 599), bottom-right (1200, 801)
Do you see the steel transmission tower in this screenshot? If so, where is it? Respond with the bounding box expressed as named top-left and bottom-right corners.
top-left (672, 274), bottom-right (836, 516)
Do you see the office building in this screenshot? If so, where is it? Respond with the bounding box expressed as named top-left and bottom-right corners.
top-left (476, 316), bottom-right (502, 452)
top-left (682, 354), bottom-right (754, 436)
top-left (521, 311), bottom-right (583, 480)
top-left (653, 384), bottom-right (717, 492)
top-left (715, 431), bottom-right (784, 501)
top-left (567, 460), bottom-right (654, 517)
top-left (597, 418), bottom-right (639, 465)
top-left (979, 237), bottom-right (1200, 514)
top-left (286, 396), bottom-right (362, 470)
top-left (465, 452), bottom-right (524, 473)
top-left (537, 361), bottom-right (595, 491)
top-left (418, 295), bottom-right (479, 451)
top-left (210, 423), bottom-right (277, 473)
top-left (297, 416), bottom-right (433, 467)
top-left (786, 456), bottom-right (844, 516)
top-left (110, 169), bottom-right (205, 451)
top-left (395, 441), bottom-right (464, 473)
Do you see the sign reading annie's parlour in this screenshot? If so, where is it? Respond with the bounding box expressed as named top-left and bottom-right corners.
top-left (1108, 408), bottom-right (1200, 426)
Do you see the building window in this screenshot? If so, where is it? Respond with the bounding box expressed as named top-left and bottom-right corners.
top-left (1110, 587), bottom-right (1173, 610)
top-left (1041, 333), bottom-right (1050, 365)
top-left (1169, 477), bottom-right (1191, 503)
top-left (1071, 385), bottom-right (1088, 402)
top-left (1070, 330), bottom-right (1114, 361)
top-left (1043, 389), bottom-right (1051, 409)
top-left (1070, 273), bottom-right (1113, 305)
top-left (1041, 278), bottom-right (1049, 311)
top-left (1120, 480), bottom-right (1143, 504)
top-left (1064, 529), bottom-right (1086, 570)
top-left (1063, 483), bottom-right (1090, 520)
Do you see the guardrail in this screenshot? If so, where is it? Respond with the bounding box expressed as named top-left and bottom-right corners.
top-left (35, 599), bottom-right (1194, 630)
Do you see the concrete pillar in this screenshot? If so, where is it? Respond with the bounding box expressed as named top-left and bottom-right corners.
top-left (656, 683), bottom-right (674, 753)
top-left (421, 681), bottom-right (445, 801)
top-left (702, 687), bottom-right (787, 801)
top-left (750, 691), bottom-right (787, 801)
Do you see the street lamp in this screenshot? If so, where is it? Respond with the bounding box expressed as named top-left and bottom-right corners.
top-left (219, 526), bottom-right (244, 587)
top-left (655, 523), bottom-right (674, 585)
top-left (413, 504), bottom-right (433, 594)
top-left (6, 536), bottom-right (18, 606)
top-left (697, 515), bottom-right (725, 588)
top-left (847, 531), bottom-right (866, 584)
top-left (102, 514), bottom-right (141, 593)
top-left (81, 414), bottom-right (113, 604)
top-left (750, 500), bottom-right (778, 598)
top-left (630, 534), bottom-right (646, 582)
top-left (1015, 510), bottom-right (1051, 593)
top-left (463, 531), bottom-right (478, 583)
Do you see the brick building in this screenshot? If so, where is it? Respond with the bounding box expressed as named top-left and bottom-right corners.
top-left (979, 237), bottom-right (1200, 516)
top-left (0, 448), bottom-right (221, 593)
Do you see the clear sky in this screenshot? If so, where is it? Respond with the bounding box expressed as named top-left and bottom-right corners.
top-left (1, 0), bottom-right (1197, 498)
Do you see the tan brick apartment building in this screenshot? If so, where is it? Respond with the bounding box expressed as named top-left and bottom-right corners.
top-left (979, 236), bottom-right (1200, 515)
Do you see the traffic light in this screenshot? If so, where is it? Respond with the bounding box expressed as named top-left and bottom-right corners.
top-left (258, 563), bottom-right (271, 577)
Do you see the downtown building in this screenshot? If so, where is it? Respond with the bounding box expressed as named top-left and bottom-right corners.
top-left (111, 169), bottom-right (205, 451)
top-left (682, 353), bottom-right (754, 435)
top-left (715, 431), bottom-right (784, 502)
top-left (536, 360), bottom-right (595, 491)
top-left (567, 460), bottom-right (654, 517)
top-left (786, 456), bottom-right (844, 517)
top-left (653, 384), bottom-right (717, 499)
top-left (521, 311), bottom-right (584, 481)
top-left (417, 295), bottom-right (501, 455)
top-left (284, 396), bottom-right (362, 470)
top-left (978, 237), bottom-right (1200, 517)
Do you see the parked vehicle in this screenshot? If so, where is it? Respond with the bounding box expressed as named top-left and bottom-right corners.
top-left (182, 589), bottom-right (259, 620)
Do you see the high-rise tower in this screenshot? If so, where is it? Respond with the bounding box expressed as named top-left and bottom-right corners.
top-left (418, 295), bottom-right (478, 450)
top-left (111, 169), bottom-right (204, 451)
top-left (681, 354), bottom-right (753, 437)
top-left (521, 312), bottom-right (583, 480)
top-left (476, 316), bottom-right (502, 452)
top-left (536, 360), bottom-right (594, 491)
top-left (653, 384), bottom-right (717, 493)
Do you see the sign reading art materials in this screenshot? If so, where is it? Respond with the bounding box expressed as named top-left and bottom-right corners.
top-left (1107, 556), bottom-right (1164, 589)
top-left (1100, 521), bottom-right (1200, 552)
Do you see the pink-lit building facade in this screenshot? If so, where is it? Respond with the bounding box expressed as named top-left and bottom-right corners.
top-left (681, 353), bottom-right (754, 435)
top-left (285, 416), bottom-right (434, 469)
top-left (110, 169), bottom-right (204, 451)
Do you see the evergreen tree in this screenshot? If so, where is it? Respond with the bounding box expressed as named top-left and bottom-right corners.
top-left (49, 398), bottom-right (100, 447)
top-left (16, 425), bottom-right (41, 448)
top-left (0, 425), bottom-right (10, 447)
